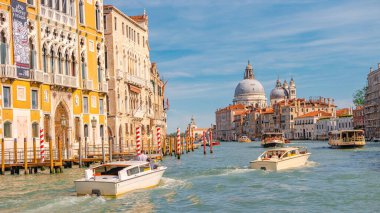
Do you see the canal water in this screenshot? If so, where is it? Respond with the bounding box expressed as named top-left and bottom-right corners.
top-left (1, 141), bottom-right (380, 213)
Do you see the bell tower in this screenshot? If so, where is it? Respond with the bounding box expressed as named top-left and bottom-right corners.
top-left (289, 77), bottom-right (296, 99)
top-left (244, 61), bottom-right (254, 79)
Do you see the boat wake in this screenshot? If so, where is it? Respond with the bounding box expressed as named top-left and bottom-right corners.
top-left (304, 160), bottom-right (319, 168)
top-left (158, 177), bottom-right (191, 190)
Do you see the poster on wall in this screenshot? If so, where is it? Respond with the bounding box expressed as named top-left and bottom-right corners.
top-left (12, 0), bottom-right (30, 79)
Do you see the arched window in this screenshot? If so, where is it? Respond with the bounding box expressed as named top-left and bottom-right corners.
top-left (58, 51), bottom-right (62, 74)
top-left (84, 124), bottom-right (89, 138)
top-left (97, 57), bottom-right (101, 82)
top-left (79, 0), bottom-right (84, 24)
top-left (29, 40), bottom-right (35, 69)
top-left (69, 0), bottom-right (75, 16)
top-left (50, 49), bottom-right (54, 73)
top-left (104, 46), bottom-right (108, 69)
top-left (55, 0), bottom-right (60, 10)
top-left (0, 31), bottom-right (7, 64)
top-left (95, 2), bottom-right (101, 30)
top-left (65, 52), bottom-right (69, 75)
top-left (32, 122), bottom-right (39, 138)
top-left (42, 45), bottom-right (47, 72)
top-left (62, 0), bottom-right (67, 13)
top-left (81, 54), bottom-right (86, 79)
top-left (48, 0), bottom-right (52, 8)
top-left (71, 54), bottom-right (76, 76)
top-left (4, 121), bottom-right (12, 138)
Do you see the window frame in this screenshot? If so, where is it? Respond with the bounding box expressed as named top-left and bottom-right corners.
top-left (31, 89), bottom-right (39, 110)
top-left (3, 121), bottom-right (12, 138)
top-left (2, 85), bottom-right (11, 108)
top-left (83, 96), bottom-right (89, 114)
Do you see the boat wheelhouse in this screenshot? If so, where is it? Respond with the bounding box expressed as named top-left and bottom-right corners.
top-left (328, 130), bottom-right (366, 148)
top-left (250, 147), bottom-right (311, 171)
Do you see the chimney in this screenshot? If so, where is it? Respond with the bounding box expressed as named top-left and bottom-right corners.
top-left (328, 98), bottom-right (331, 107)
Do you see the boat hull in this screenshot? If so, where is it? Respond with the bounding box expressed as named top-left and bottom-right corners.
top-left (250, 154), bottom-right (310, 171)
top-left (261, 141), bottom-right (284, 148)
top-left (328, 141), bottom-right (365, 149)
top-left (75, 168), bottom-right (165, 197)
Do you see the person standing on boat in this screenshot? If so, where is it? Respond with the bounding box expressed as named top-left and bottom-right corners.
top-left (137, 151), bottom-right (148, 161)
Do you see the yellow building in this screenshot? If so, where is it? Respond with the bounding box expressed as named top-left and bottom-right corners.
top-left (0, 0), bottom-right (107, 158)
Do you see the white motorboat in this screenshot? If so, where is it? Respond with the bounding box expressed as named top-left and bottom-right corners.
top-left (74, 161), bottom-right (166, 197)
top-left (250, 147), bottom-right (311, 171)
top-left (328, 130), bottom-right (366, 148)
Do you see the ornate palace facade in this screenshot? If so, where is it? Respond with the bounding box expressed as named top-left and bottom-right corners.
top-left (0, 0), bottom-right (107, 156)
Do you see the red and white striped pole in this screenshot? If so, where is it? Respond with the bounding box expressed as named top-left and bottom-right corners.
top-left (177, 128), bottom-right (181, 159)
top-left (203, 131), bottom-right (206, 155)
top-left (209, 129), bottom-right (213, 154)
top-left (40, 128), bottom-right (45, 162)
top-left (136, 126), bottom-right (141, 156)
top-left (157, 127), bottom-right (161, 155)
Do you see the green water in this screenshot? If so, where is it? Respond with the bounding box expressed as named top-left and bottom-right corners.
top-left (1, 141), bottom-right (380, 213)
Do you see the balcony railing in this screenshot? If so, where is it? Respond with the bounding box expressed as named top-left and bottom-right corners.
top-left (40, 6), bottom-right (76, 28)
top-left (82, 79), bottom-right (93, 90)
top-left (0, 64), bottom-right (17, 79)
top-left (126, 74), bottom-right (145, 87)
top-left (30, 69), bottom-right (44, 83)
top-left (116, 69), bottom-right (123, 80)
top-left (43, 72), bottom-right (53, 84)
top-left (98, 82), bottom-right (108, 93)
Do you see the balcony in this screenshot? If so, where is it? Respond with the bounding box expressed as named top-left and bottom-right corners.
top-left (116, 69), bottom-right (123, 80)
top-left (82, 79), bottom-right (93, 91)
top-left (43, 72), bottom-right (53, 84)
top-left (30, 69), bottom-right (44, 83)
top-left (40, 6), bottom-right (76, 28)
top-left (126, 74), bottom-right (145, 87)
top-left (52, 74), bottom-right (77, 88)
top-left (0, 64), bottom-right (17, 79)
top-left (98, 81), bottom-right (108, 93)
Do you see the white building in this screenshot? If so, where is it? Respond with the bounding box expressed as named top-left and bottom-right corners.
top-left (294, 111), bottom-right (331, 140)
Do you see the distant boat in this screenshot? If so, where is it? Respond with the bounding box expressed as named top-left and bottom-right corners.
top-left (250, 147), bottom-right (311, 171)
top-left (201, 140), bottom-right (221, 146)
top-left (261, 132), bottom-right (285, 148)
top-left (238, 136), bottom-right (251, 143)
top-left (74, 161), bottom-right (166, 197)
top-left (328, 130), bottom-right (366, 148)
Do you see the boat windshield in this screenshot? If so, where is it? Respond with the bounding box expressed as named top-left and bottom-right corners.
top-left (94, 165), bottom-right (127, 176)
top-left (261, 150), bottom-right (286, 159)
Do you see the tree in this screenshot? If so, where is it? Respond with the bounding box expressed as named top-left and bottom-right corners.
top-left (352, 86), bottom-right (367, 106)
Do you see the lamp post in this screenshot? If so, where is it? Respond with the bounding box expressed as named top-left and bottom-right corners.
top-left (60, 115), bottom-right (67, 159)
top-left (91, 117), bottom-right (97, 154)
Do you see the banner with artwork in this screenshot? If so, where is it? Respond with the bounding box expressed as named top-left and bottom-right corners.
top-left (12, 0), bottom-right (30, 79)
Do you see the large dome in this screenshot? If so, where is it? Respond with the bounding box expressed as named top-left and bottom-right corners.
top-left (235, 79), bottom-right (265, 97)
top-left (270, 87), bottom-right (288, 100)
top-left (232, 62), bottom-right (267, 108)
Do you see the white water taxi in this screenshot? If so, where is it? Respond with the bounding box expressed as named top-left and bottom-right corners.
top-left (74, 161), bottom-right (166, 197)
top-left (328, 130), bottom-right (366, 149)
top-left (261, 132), bottom-right (285, 148)
top-left (238, 136), bottom-right (251, 143)
top-left (250, 147), bottom-right (311, 171)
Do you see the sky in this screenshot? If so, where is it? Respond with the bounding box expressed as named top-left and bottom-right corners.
top-left (104, 0), bottom-right (380, 133)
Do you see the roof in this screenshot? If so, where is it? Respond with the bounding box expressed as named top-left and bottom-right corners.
top-left (260, 108), bottom-right (274, 114)
top-left (130, 15), bottom-right (148, 22)
top-left (297, 110), bottom-right (331, 118)
top-left (336, 108), bottom-right (351, 117)
top-left (216, 104), bottom-right (246, 112)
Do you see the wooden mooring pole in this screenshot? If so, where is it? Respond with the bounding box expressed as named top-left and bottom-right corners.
top-left (24, 138), bottom-right (28, 175)
top-left (49, 139), bottom-right (54, 173)
top-left (1, 138), bottom-right (5, 175)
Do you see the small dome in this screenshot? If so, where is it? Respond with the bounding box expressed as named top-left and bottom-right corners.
top-left (234, 79), bottom-right (265, 97)
top-left (270, 87), bottom-right (289, 100)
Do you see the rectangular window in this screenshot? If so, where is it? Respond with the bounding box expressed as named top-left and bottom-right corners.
top-left (114, 17), bottom-right (117, 31)
top-left (83, 97), bottom-right (88, 113)
top-left (31, 90), bottom-right (38, 109)
top-left (103, 15), bottom-right (106, 30)
top-left (4, 122), bottom-right (11, 138)
top-left (27, 0), bottom-right (34, 5)
top-left (99, 98), bottom-right (104, 114)
top-left (3, 86), bottom-right (11, 108)
top-left (122, 22), bottom-right (124, 35)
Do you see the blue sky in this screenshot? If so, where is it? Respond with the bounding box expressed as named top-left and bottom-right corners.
top-left (104, 0), bottom-right (380, 133)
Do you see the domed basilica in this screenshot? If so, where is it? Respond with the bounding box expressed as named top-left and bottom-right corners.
top-left (233, 61), bottom-right (297, 108)
top-left (233, 61), bottom-right (267, 108)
